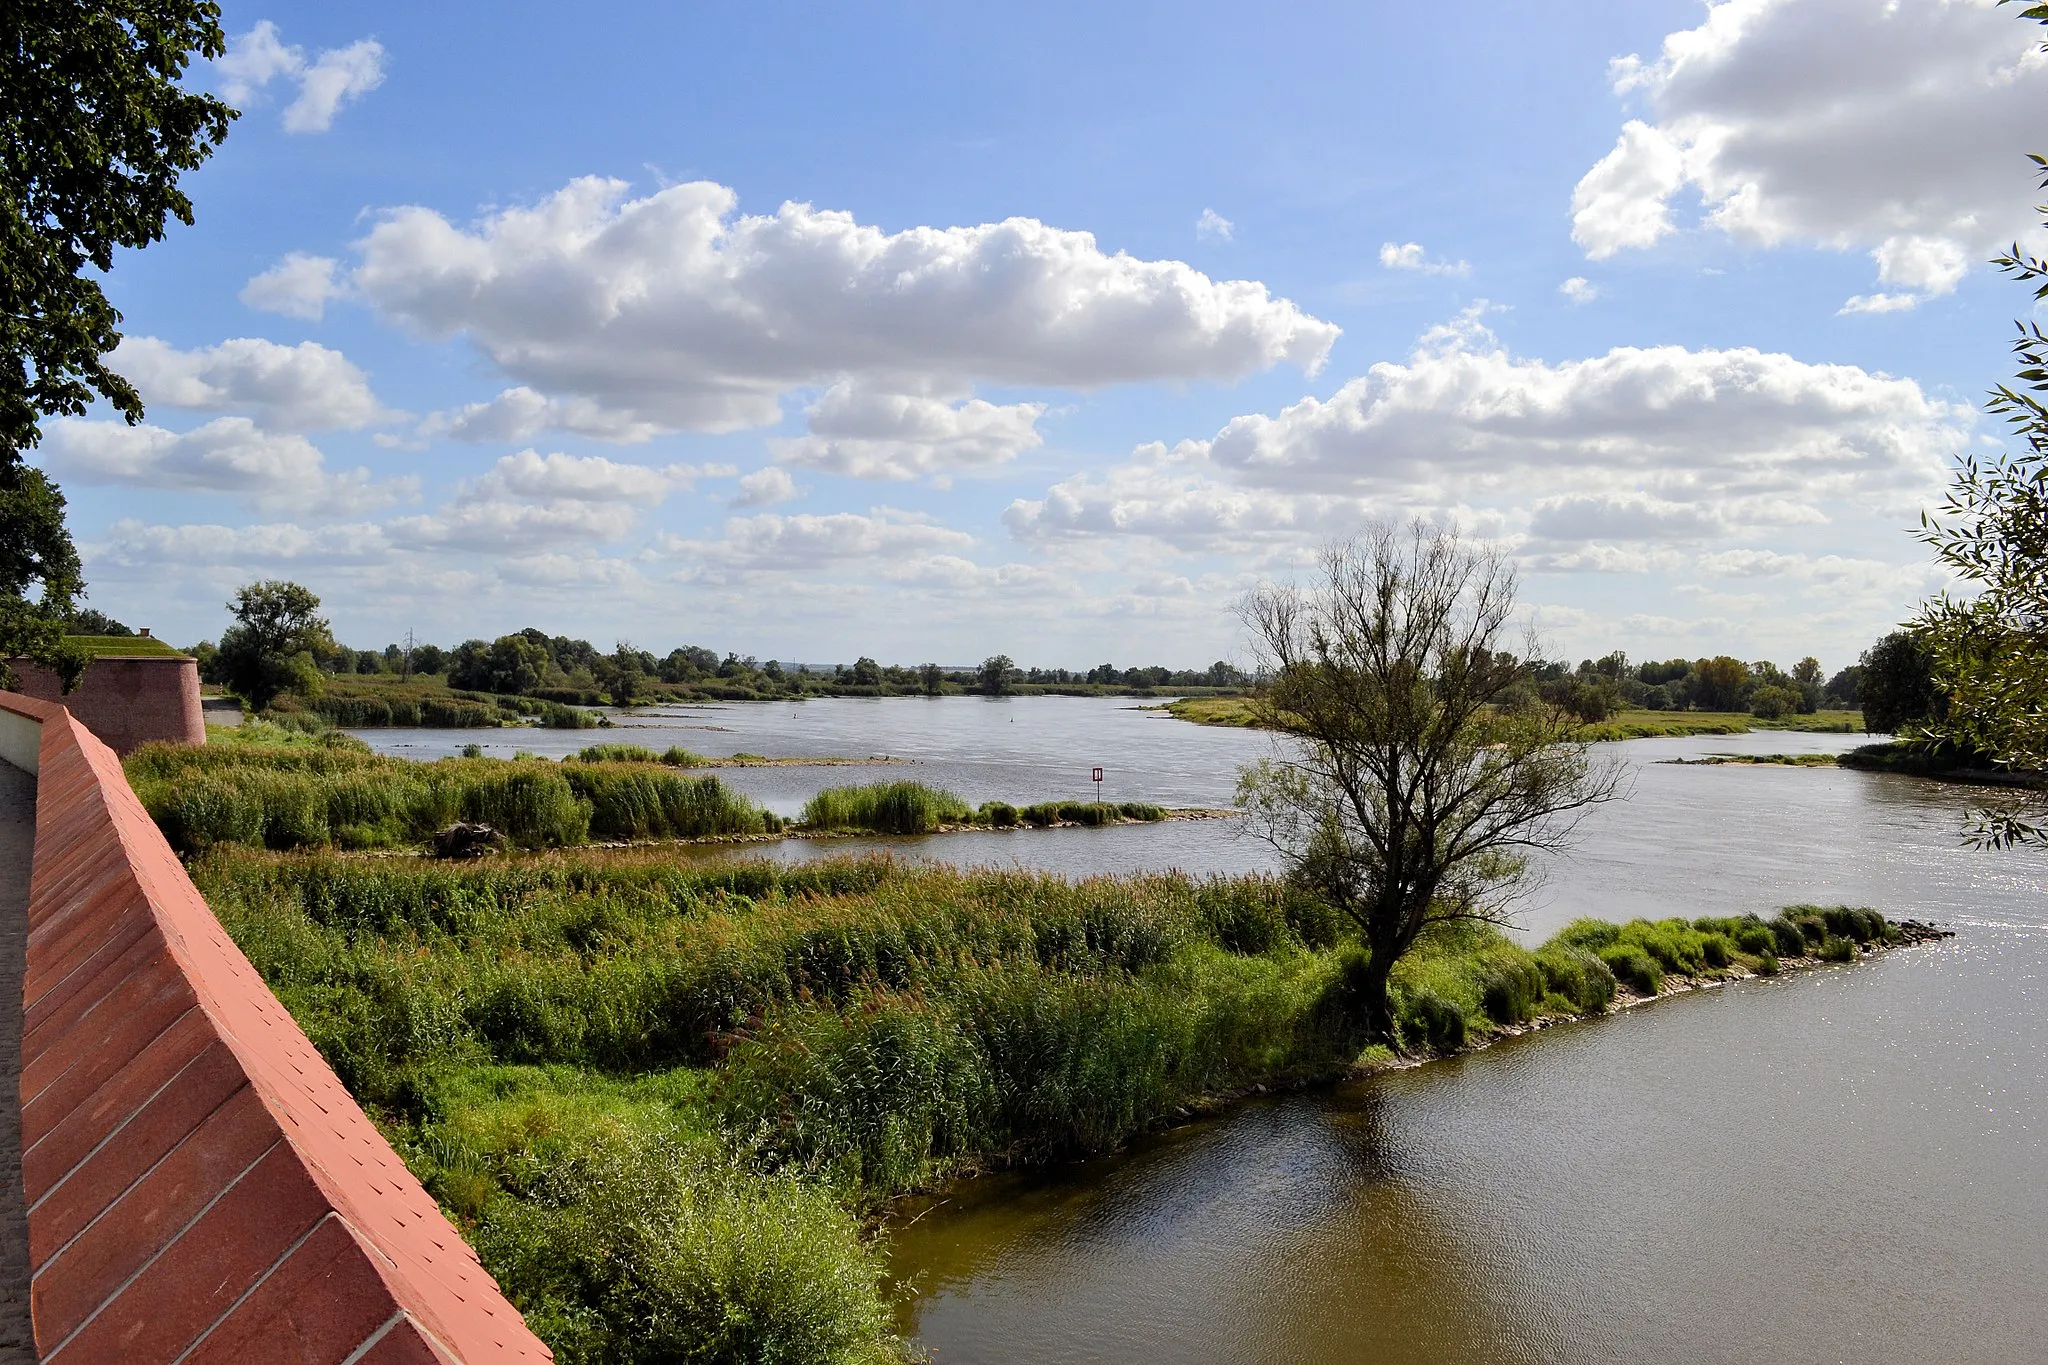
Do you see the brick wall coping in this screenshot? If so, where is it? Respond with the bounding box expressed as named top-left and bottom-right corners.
top-left (0, 690), bottom-right (551, 1363)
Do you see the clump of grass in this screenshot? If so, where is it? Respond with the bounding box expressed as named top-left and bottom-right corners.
top-left (659, 746), bottom-right (706, 767)
top-left (801, 781), bottom-right (971, 834)
top-left (976, 801), bottom-right (1019, 827)
top-left (560, 763), bottom-right (766, 840)
top-left (574, 743), bottom-right (659, 763)
top-left (405, 1068), bottom-right (897, 1365)
top-left (127, 738), bottom-right (764, 853)
top-left (1118, 801), bottom-right (1167, 821)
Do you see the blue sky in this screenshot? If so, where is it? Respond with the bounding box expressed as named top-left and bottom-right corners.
top-left (40, 0), bottom-right (2048, 671)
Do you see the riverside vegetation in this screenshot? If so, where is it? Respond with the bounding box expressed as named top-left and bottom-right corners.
top-left (177, 836), bottom-right (1922, 1365)
top-left (125, 725), bottom-right (1168, 855)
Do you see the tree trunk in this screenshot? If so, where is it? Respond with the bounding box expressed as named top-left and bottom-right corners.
top-left (1359, 947), bottom-right (1398, 1047)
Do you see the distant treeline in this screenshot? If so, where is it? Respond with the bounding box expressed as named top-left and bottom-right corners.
top-left (186, 626), bottom-right (1250, 708)
top-left (1523, 651), bottom-right (1853, 722)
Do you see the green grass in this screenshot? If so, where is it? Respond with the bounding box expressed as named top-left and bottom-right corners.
top-left (179, 840), bottom-right (1903, 1364)
top-left (126, 735), bottom-right (770, 853)
top-left (801, 781), bottom-right (972, 833)
top-left (66, 633), bottom-right (186, 658)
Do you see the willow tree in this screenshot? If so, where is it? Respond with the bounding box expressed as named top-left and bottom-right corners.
top-left (1237, 524), bottom-right (1622, 1045)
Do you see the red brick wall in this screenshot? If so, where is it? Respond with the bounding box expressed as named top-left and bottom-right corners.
top-left (0, 691), bottom-right (552, 1363)
top-left (7, 657), bottom-right (204, 755)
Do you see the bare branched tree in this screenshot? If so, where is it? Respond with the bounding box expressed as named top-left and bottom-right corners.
top-left (1236, 523), bottom-right (1624, 1045)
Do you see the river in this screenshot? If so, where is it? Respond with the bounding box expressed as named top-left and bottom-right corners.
top-left (356, 698), bottom-right (2048, 1363)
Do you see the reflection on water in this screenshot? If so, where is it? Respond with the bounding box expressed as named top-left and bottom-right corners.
top-left (354, 699), bottom-right (2048, 1361)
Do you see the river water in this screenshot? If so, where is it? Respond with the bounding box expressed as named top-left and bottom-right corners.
top-left (356, 699), bottom-right (2048, 1363)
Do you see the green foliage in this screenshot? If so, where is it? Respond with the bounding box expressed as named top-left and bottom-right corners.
top-left (801, 781), bottom-right (971, 834)
top-left (976, 801), bottom-right (1019, 827)
top-left (216, 580), bottom-right (333, 710)
top-left (575, 743), bottom-right (658, 763)
top-left (0, 465), bottom-right (85, 690)
top-left (406, 1075), bottom-right (896, 1365)
top-left (1533, 943), bottom-right (1617, 1013)
top-left (126, 739), bottom-right (770, 853)
top-left (1858, 631), bottom-right (1943, 736)
top-left (659, 746), bottom-right (706, 767)
top-left (1598, 944), bottom-right (1663, 995)
top-left (1118, 801), bottom-right (1167, 821)
top-left (1, 0), bottom-right (234, 459)
top-left (560, 764), bottom-right (766, 840)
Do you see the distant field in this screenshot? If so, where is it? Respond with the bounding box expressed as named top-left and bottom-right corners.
top-left (1160, 696), bottom-right (1864, 740)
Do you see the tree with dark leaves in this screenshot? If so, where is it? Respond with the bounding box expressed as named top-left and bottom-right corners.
top-left (2, 1), bottom-right (235, 684)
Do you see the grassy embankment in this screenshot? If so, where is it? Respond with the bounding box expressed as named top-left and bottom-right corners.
top-left (276, 674), bottom-right (601, 729)
top-left (125, 728), bottom-right (1166, 856)
top-left (182, 838), bottom-right (1921, 1365)
top-left (1162, 695), bottom-right (1864, 739)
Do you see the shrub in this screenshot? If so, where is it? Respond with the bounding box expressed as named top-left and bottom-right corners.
top-left (1767, 914), bottom-right (1808, 957)
top-left (450, 1113), bottom-right (897, 1365)
top-left (1818, 935), bottom-right (1857, 963)
top-left (1599, 944), bottom-right (1662, 996)
top-left (977, 801), bottom-right (1019, 828)
top-left (1117, 802), bottom-right (1167, 822)
top-left (1020, 802), bottom-right (1060, 827)
top-left (575, 743), bottom-right (659, 763)
top-left (1478, 954), bottom-right (1544, 1026)
top-left (1534, 943), bottom-right (1617, 1013)
top-left (1734, 922), bottom-right (1776, 956)
top-left (1399, 989), bottom-right (1467, 1053)
top-left (561, 765), bottom-right (765, 840)
top-left (802, 782), bottom-right (971, 834)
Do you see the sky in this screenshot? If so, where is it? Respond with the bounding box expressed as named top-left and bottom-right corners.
top-left (35, 0), bottom-right (2048, 672)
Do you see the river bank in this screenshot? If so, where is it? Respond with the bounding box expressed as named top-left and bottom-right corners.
top-left (1158, 695), bottom-right (1865, 740)
top-left (181, 838), bottom-right (1935, 1365)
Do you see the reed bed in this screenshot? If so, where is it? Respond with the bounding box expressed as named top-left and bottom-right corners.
top-left (129, 737), bottom-right (769, 853)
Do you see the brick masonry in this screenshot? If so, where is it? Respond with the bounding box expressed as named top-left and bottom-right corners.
top-left (6, 659), bottom-right (204, 757)
top-left (0, 691), bottom-right (553, 1364)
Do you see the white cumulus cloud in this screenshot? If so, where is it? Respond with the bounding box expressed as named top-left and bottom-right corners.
top-left (463, 449), bottom-right (722, 506)
top-left (733, 467), bottom-right (799, 507)
top-left (771, 383), bottom-right (1045, 482)
top-left (345, 177), bottom-right (1338, 439)
top-left (1379, 242), bottom-right (1472, 276)
top-left (1196, 209), bottom-right (1234, 241)
top-left (109, 336), bottom-right (384, 430)
top-left (1572, 0), bottom-right (2048, 306)
top-left (216, 21), bottom-right (385, 133)
top-left (660, 509), bottom-right (976, 575)
top-left (1007, 307), bottom-right (1967, 561)
top-left (43, 416), bottom-right (412, 514)
top-left (1559, 276), bottom-right (1600, 304)
top-left (240, 253), bottom-right (348, 320)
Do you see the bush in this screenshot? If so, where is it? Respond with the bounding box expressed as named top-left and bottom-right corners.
top-left (977, 801), bottom-right (1019, 828)
top-left (1117, 802), bottom-right (1166, 822)
top-left (1534, 944), bottom-right (1617, 1013)
top-left (1020, 802), bottom-right (1061, 827)
top-left (1599, 944), bottom-right (1662, 995)
top-left (575, 743), bottom-right (659, 763)
top-left (560, 765), bottom-right (765, 840)
top-left (659, 746), bottom-right (706, 767)
top-left (802, 782), bottom-right (971, 834)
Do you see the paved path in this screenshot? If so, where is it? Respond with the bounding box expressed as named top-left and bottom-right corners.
top-left (0, 761), bottom-right (36, 1362)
